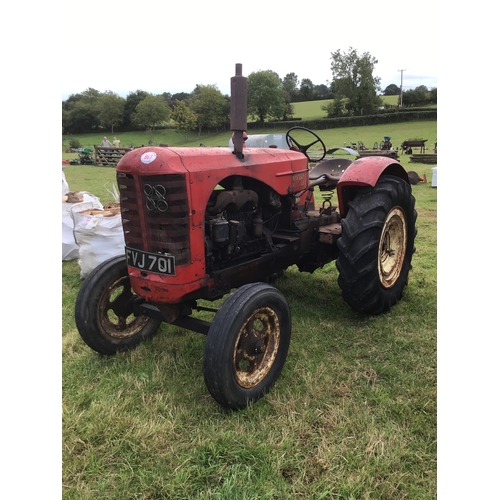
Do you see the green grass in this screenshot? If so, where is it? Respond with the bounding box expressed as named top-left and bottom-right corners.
top-left (290, 96), bottom-right (405, 120)
top-left (62, 125), bottom-right (436, 499)
top-left (63, 121), bottom-right (437, 163)
top-left (62, 97), bottom-right (436, 153)
top-left (291, 100), bottom-right (331, 120)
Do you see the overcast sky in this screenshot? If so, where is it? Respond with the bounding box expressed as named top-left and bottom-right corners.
top-left (61, 0), bottom-right (437, 101)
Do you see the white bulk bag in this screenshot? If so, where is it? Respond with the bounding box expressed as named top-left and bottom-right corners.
top-left (62, 193), bottom-right (100, 261)
top-left (62, 170), bottom-right (70, 195)
top-left (62, 170), bottom-right (77, 260)
top-left (63, 203), bottom-right (80, 261)
top-left (71, 201), bottom-right (125, 279)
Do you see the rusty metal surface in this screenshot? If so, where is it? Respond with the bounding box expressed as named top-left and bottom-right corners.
top-left (230, 64), bottom-right (247, 159)
top-left (318, 223), bottom-right (342, 244)
top-left (208, 190), bottom-right (259, 215)
top-left (378, 207), bottom-right (407, 289)
top-left (97, 274), bottom-right (153, 339)
top-left (309, 158), bottom-right (353, 183)
top-left (233, 306), bottom-right (280, 388)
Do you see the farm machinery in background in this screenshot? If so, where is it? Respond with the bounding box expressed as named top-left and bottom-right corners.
top-left (74, 64), bottom-right (417, 410)
top-left (70, 148), bottom-right (95, 165)
top-left (343, 137), bottom-right (399, 160)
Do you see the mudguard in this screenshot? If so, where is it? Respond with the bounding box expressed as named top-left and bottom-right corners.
top-left (336, 156), bottom-right (409, 216)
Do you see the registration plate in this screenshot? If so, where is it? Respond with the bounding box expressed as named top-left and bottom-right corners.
top-left (125, 247), bottom-right (175, 275)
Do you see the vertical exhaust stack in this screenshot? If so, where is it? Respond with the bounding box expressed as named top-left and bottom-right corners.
top-left (230, 63), bottom-right (247, 159)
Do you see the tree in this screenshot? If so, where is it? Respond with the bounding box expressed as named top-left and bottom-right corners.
top-left (132, 94), bottom-right (170, 131)
top-left (247, 70), bottom-right (286, 122)
top-left (298, 78), bottom-right (314, 101)
top-left (123, 90), bottom-right (149, 128)
top-left (314, 84), bottom-right (331, 99)
top-left (321, 98), bottom-right (348, 118)
top-left (62, 88), bottom-right (102, 134)
top-left (189, 85), bottom-right (229, 135)
top-left (383, 84), bottom-right (400, 96)
top-left (79, 88), bottom-right (102, 118)
top-left (63, 99), bottom-right (100, 134)
top-left (281, 73), bottom-right (299, 103)
top-left (160, 92), bottom-right (172, 106)
top-left (80, 87), bottom-right (101, 103)
top-left (330, 47), bottom-right (382, 115)
top-left (415, 85), bottom-right (428, 93)
top-left (280, 73), bottom-right (299, 120)
top-left (62, 93), bottom-right (83, 112)
top-left (428, 87), bottom-right (437, 104)
top-left (402, 88), bottom-right (427, 107)
top-left (171, 100), bottom-right (198, 140)
top-left (97, 91), bottom-right (125, 133)
top-left (171, 92), bottom-right (191, 103)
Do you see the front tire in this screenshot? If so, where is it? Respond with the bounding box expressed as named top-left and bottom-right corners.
top-left (203, 283), bottom-right (291, 410)
top-left (336, 175), bottom-right (417, 314)
top-left (75, 255), bottom-right (162, 354)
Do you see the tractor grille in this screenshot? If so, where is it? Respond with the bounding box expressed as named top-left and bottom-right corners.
top-left (117, 172), bottom-right (190, 266)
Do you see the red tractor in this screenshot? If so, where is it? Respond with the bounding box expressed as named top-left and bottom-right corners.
top-left (75, 64), bottom-right (417, 410)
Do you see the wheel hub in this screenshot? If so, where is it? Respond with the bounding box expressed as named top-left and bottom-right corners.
top-left (378, 206), bottom-right (407, 288)
top-left (99, 275), bottom-right (151, 339)
top-left (233, 307), bottom-right (280, 388)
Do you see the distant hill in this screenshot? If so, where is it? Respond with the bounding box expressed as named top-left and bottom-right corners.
top-left (290, 95), bottom-right (405, 120)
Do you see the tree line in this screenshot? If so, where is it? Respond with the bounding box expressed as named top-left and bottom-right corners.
top-left (62, 47), bottom-right (437, 136)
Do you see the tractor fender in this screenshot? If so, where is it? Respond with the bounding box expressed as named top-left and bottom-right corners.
top-left (336, 156), bottom-right (409, 217)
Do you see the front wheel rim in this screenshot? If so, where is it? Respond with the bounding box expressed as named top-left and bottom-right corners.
top-left (378, 206), bottom-right (407, 288)
top-left (98, 275), bottom-right (151, 339)
top-left (233, 307), bottom-right (281, 388)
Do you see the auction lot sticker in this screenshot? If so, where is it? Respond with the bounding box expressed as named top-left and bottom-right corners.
top-left (141, 152), bottom-right (157, 164)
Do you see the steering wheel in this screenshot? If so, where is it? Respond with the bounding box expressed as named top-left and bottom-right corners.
top-left (285, 126), bottom-right (326, 163)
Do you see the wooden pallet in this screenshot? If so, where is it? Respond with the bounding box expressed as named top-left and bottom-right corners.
top-left (358, 150), bottom-right (399, 160)
top-left (409, 154), bottom-right (437, 164)
top-left (94, 146), bottom-right (132, 166)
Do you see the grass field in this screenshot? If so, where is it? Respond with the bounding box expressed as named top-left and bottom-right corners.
top-left (62, 118), bottom-right (437, 498)
top-left (288, 96), bottom-right (412, 121)
top-left (63, 120), bottom-right (437, 158)
top-left (62, 96), bottom-right (435, 152)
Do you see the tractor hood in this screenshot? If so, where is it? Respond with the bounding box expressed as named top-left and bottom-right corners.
top-left (116, 145), bottom-right (310, 196)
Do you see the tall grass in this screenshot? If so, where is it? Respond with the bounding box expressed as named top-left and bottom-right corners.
top-left (62, 125), bottom-right (436, 499)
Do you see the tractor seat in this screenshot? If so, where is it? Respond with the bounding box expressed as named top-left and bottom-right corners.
top-left (309, 158), bottom-right (353, 182)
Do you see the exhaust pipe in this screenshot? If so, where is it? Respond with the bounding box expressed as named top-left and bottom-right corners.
top-left (230, 63), bottom-right (247, 159)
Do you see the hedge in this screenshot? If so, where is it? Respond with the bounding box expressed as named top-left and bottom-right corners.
top-left (248, 109), bottom-right (437, 131)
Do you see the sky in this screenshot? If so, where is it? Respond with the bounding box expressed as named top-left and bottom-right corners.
top-left (61, 0), bottom-right (437, 101)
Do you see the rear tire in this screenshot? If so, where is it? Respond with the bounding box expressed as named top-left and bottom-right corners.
top-left (336, 175), bottom-right (417, 314)
top-left (75, 255), bottom-right (162, 354)
top-left (203, 283), bottom-right (291, 410)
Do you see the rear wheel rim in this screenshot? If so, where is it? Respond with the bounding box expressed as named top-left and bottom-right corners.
top-left (378, 206), bottom-right (407, 288)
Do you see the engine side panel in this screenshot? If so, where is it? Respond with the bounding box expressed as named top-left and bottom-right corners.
top-left (116, 146), bottom-right (310, 304)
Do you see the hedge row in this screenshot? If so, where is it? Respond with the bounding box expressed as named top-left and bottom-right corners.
top-left (248, 109), bottom-right (437, 131)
